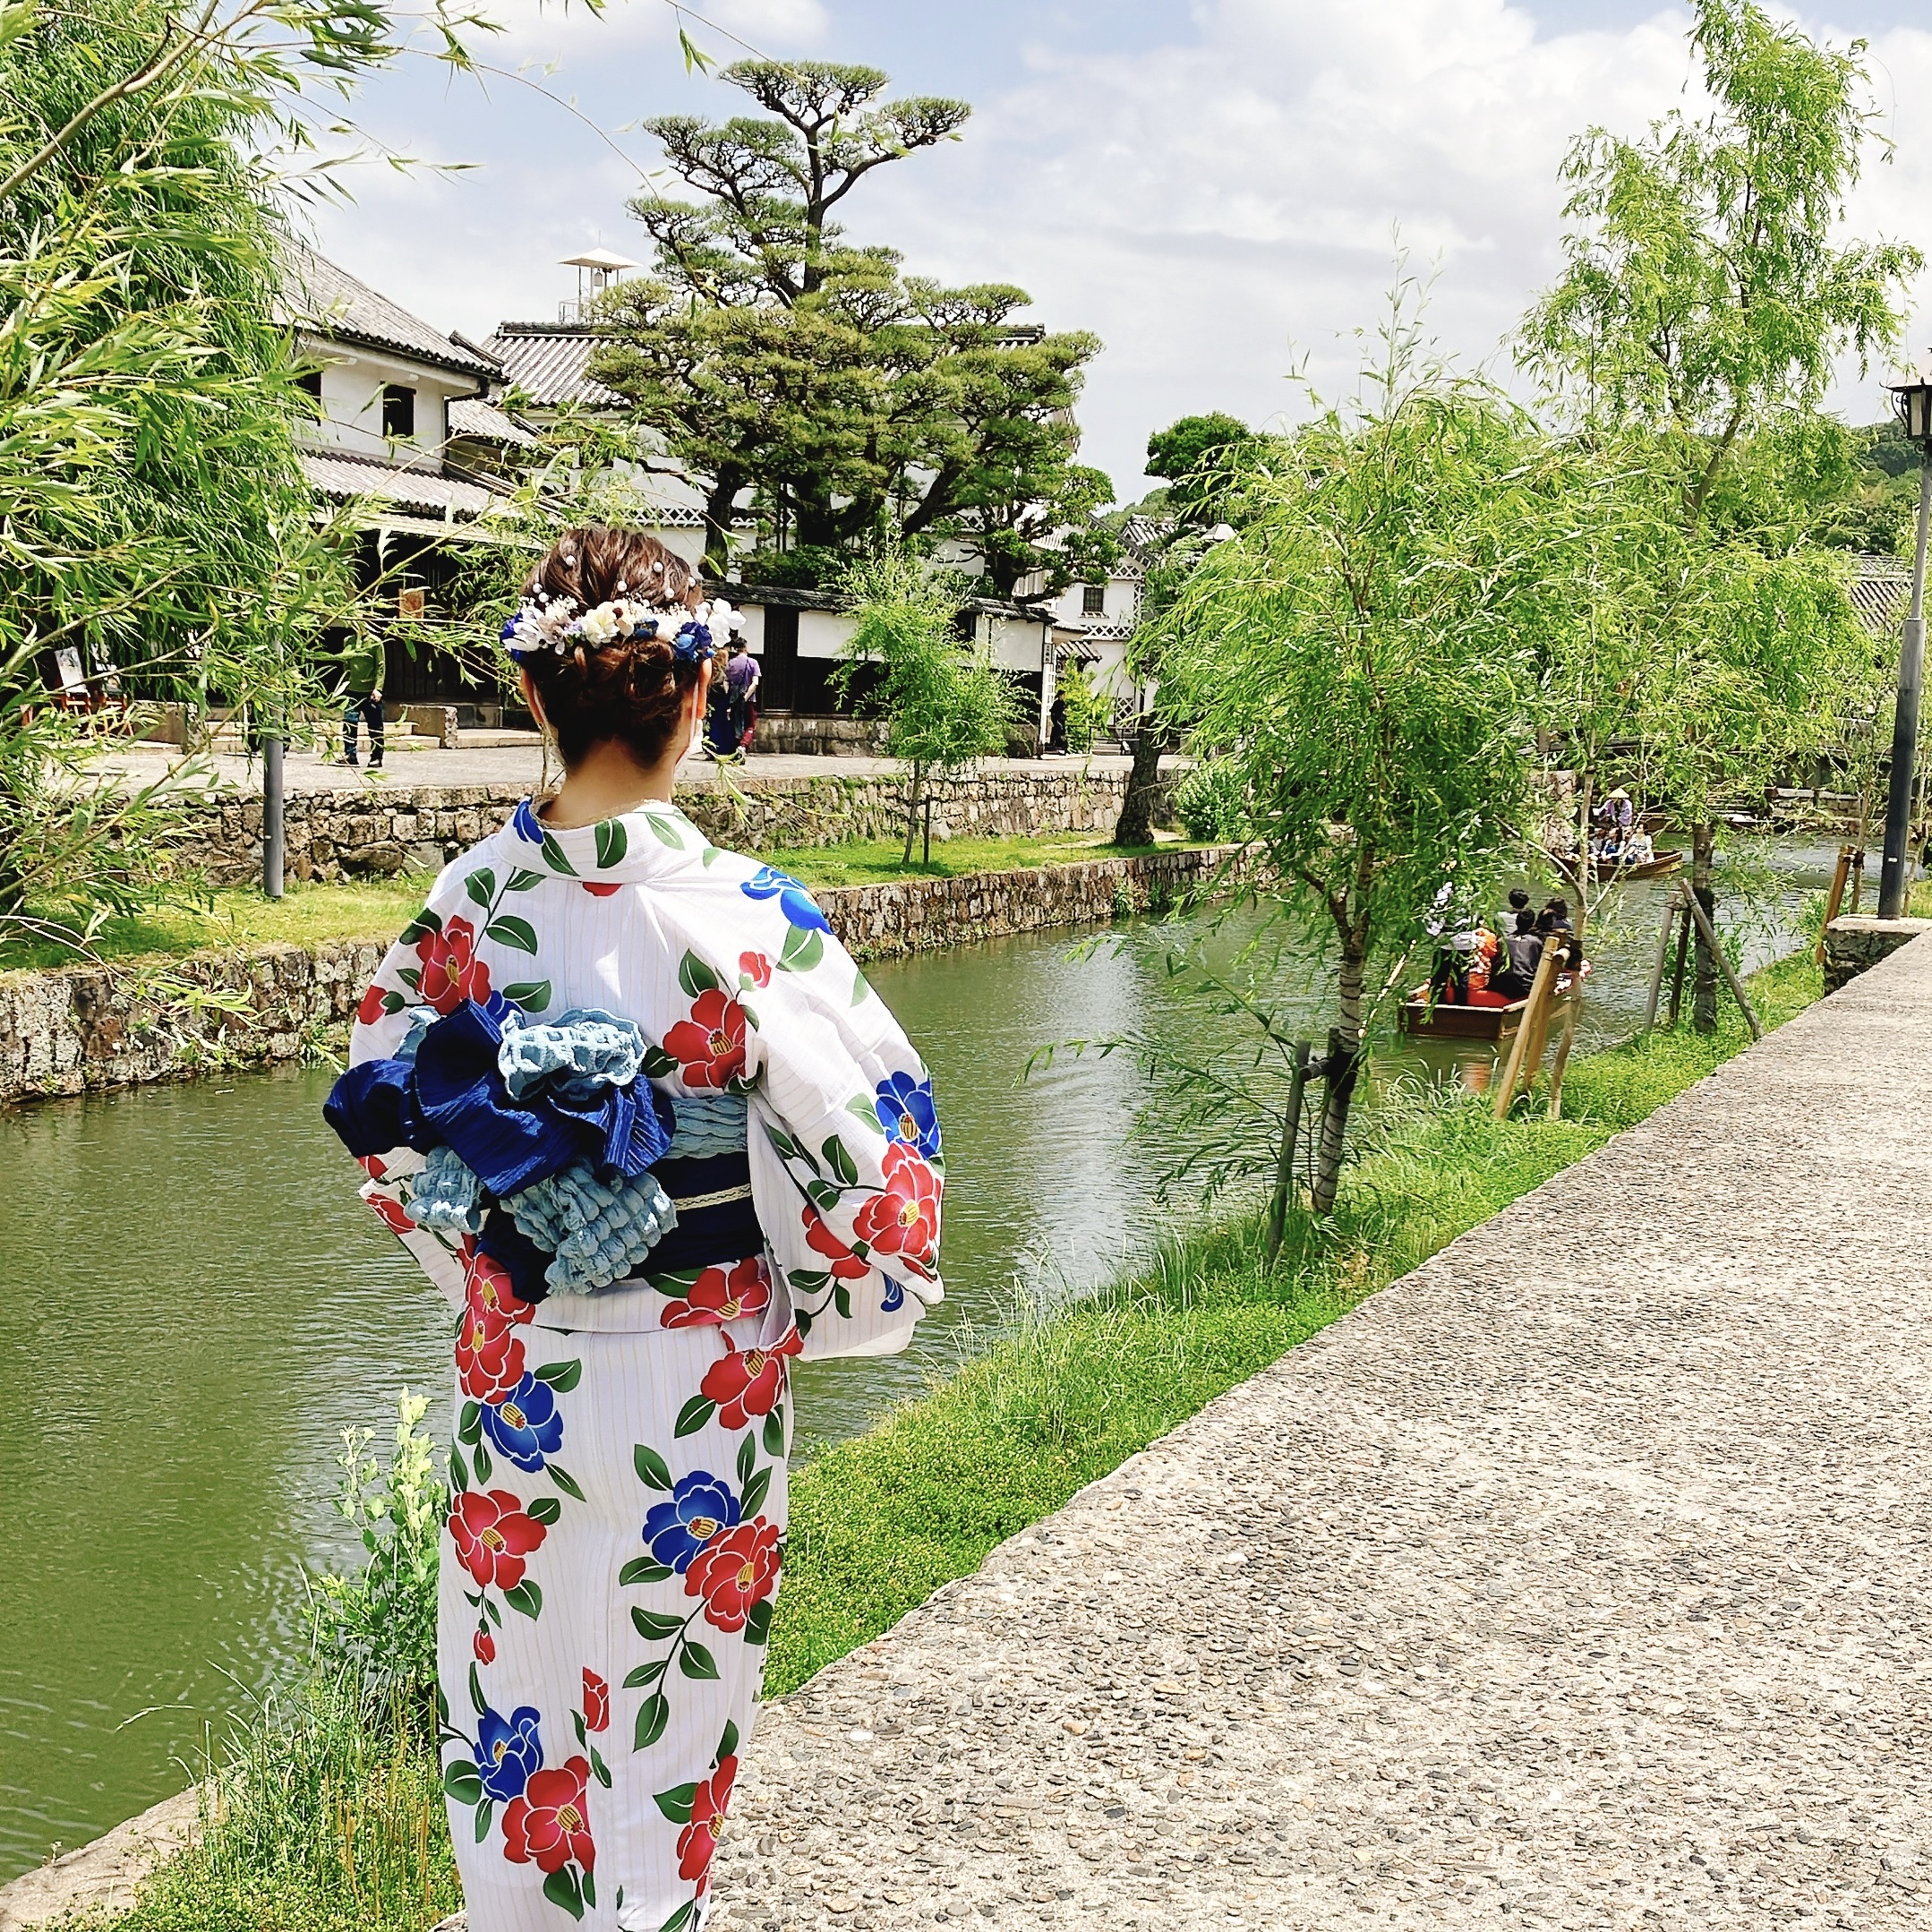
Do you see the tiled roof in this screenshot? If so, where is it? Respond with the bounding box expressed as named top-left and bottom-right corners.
top-left (301, 448), bottom-right (504, 518)
top-left (1851, 554), bottom-right (1911, 638)
top-left (1118, 512), bottom-right (1173, 568)
top-left (448, 397), bottom-right (538, 449)
top-left (486, 321), bottom-right (621, 409)
top-left (281, 243), bottom-right (498, 378)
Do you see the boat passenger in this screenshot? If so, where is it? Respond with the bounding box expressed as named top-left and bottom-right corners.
top-left (1622, 830), bottom-right (1655, 865)
top-left (1537, 896), bottom-right (1574, 936)
top-left (1491, 911), bottom-right (1543, 999)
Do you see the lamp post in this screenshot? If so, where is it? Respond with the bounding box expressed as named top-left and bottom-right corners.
top-left (1879, 373), bottom-right (1932, 918)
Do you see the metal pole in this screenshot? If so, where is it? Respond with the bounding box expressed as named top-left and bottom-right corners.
top-left (1878, 453), bottom-right (1932, 918)
top-left (262, 734), bottom-right (285, 900)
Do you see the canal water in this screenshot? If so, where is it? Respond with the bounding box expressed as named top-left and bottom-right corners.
top-left (0, 846), bottom-right (1837, 1877)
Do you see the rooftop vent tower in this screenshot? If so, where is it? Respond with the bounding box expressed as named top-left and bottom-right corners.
top-left (559, 249), bottom-right (639, 324)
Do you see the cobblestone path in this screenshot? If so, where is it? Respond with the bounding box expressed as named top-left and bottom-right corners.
top-left (714, 941), bottom-right (1932, 1929)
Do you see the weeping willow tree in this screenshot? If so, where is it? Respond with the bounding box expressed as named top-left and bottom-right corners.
top-left (0, 0), bottom-right (500, 951)
top-left (1151, 290), bottom-right (1593, 1212)
top-left (834, 548), bottom-right (1021, 862)
top-left (1521, 0), bottom-right (1918, 1027)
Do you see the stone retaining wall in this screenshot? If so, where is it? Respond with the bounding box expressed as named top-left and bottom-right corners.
top-left (0, 847), bottom-right (1231, 1105)
top-left (172, 766), bottom-right (1164, 886)
top-left (0, 938), bottom-right (387, 1102)
top-left (1822, 913), bottom-right (1932, 992)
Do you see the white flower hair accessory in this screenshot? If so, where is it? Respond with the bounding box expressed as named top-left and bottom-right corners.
top-left (500, 593), bottom-right (740, 666)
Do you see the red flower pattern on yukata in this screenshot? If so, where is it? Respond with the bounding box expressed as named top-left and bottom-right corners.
top-left (677, 1756), bottom-right (739, 1892)
top-left (457, 1301), bottom-right (526, 1402)
top-left (685, 1521), bottom-right (781, 1634)
top-left (802, 1203), bottom-right (869, 1280)
top-left (449, 1489), bottom-right (549, 1592)
top-left (467, 1252), bottom-right (537, 1327)
top-left (738, 950), bottom-right (772, 988)
top-left (581, 1669), bottom-right (609, 1733)
top-left (660, 1256), bottom-right (771, 1330)
top-left (356, 982), bottom-right (389, 1027)
top-left (853, 1142), bottom-right (942, 1269)
top-left (699, 1330), bottom-right (800, 1430)
top-left (581, 880), bottom-right (622, 897)
top-left (474, 1629), bottom-right (496, 1664)
top-left (662, 987), bottom-right (748, 1090)
top-left (368, 1191), bottom-right (414, 1238)
top-left (415, 915), bottom-right (491, 1015)
top-left (502, 1757), bottom-right (595, 1875)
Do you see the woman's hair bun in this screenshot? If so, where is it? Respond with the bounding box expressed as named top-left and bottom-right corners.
top-left (518, 526), bottom-right (701, 768)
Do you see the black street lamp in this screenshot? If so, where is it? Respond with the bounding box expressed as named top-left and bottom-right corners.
top-left (1879, 372), bottom-right (1932, 919)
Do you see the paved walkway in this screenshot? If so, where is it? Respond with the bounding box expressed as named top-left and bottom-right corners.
top-left (87, 745), bottom-right (1134, 796)
top-left (715, 941), bottom-right (1932, 1929)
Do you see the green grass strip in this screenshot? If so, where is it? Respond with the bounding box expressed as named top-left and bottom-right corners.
top-left (765, 950), bottom-right (1823, 1694)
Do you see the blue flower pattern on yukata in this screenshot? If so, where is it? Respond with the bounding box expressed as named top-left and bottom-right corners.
top-left (479, 1372), bottom-right (564, 1472)
top-left (875, 1070), bottom-right (942, 1161)
top-left (741, 866), bottom-right (831, 934)
top-left (476, 1704), bottom-right (544, 1803)
top-left (642, 1471), bottom-right (742, 1574)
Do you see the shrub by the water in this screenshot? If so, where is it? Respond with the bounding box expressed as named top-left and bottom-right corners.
top-left (1172, 759), bottom-right (1250, 842)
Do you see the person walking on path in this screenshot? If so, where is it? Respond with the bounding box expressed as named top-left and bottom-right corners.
top-left (723, 633), bottom-right (760, 753)
top-left (324, 526), bottom-right (944, 1932)
top-left (340, 627), bottom-right (386, 768)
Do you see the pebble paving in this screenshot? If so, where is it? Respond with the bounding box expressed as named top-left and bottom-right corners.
top-left (712, 939), bottom-right (1932, 1930)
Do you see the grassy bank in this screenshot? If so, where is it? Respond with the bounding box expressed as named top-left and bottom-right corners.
top-left (767, 949), bottom-right (1820, 1690)
top-left (0, 833), bottom-right (1177, 974)
top-left (83, 951), bottom-right (1822, 1932)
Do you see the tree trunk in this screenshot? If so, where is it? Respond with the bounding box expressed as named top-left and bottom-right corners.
top-left (1113, 717), bottom-right (1165, 847)
top-left (902, 760), bottom-right (924, 866)
top-left (702, 469), bottom-right (747, 577)
top-left (1311, 952), bottom-right (1366, 1216)
top-left (1691, 818), bottom-right (1718, 1034)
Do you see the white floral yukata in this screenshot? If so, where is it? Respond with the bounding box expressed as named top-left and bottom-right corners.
top-left (344, 798), bottom-right (944, 1932)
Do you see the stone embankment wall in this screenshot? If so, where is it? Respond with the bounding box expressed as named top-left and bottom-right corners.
top-left (175, 767), bottom-right (1165, 886)
top-left (1822, 914), bottom-right (1932, 993)
top-left (826, 844), bottom-right (1235, 962)
top-left (0, 848), bottom-right (1231, 1105)
top-left (0, 939), bottom-right (386, 1102)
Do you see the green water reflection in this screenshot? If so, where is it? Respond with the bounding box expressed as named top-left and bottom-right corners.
top-left (0, 843), bottom-right (1835, 1875)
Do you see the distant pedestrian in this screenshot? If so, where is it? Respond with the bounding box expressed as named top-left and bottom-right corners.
top-left (724, 634), bottom-right (761, 752)
top-left (340, 628), bottom-right (386, 769)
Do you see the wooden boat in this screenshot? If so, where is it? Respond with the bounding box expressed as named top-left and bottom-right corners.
top-left (1398, 982), bottom-right (1576, 1043)
top-left (1587, 848), bottom-right (1683, 883)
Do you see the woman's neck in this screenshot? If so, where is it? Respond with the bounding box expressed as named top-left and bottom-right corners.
top-left (540, 739), bottom-right (681, 828)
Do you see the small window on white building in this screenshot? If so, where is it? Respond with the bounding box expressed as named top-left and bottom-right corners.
top-left (296, 369), bottom-right (322, 413)
top-left (381, 384), bottom-right (416, 440)
top-left (1081, 582), bottom-right (1106, 616)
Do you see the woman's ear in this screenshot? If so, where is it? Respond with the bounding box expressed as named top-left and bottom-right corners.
top-left (519, 666), bottom-right (547, 730)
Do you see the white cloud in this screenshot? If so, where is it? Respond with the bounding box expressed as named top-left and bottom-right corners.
top-left (310, 0), bottom-right (1932, 497)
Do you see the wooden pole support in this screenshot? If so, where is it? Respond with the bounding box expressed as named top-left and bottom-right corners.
top-left (1817, 844), bottom-right (1852, 966)
top-left (1667, 895), bottom-right (1692, 1025)
top-left (1644, 896), bottom-right (1678, 1031)
top-left (1492, 938), bottom-right (1561, 1121)
top-left (1264, 1043), bottom-right (1313, 1263)
top-left (1680, 890), bottom-right (1763, 1041)
top-left (1544, 992), bottom-right (1581, 1120)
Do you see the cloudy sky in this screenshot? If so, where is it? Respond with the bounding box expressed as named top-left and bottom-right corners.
top-left (308, 0), bottom-right (1932, 499)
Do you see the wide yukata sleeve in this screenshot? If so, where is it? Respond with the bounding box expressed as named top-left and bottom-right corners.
top-left (728, 876), bottom-right (944, 1362)
top-left (338, 865), bottom-right (492, 1308)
